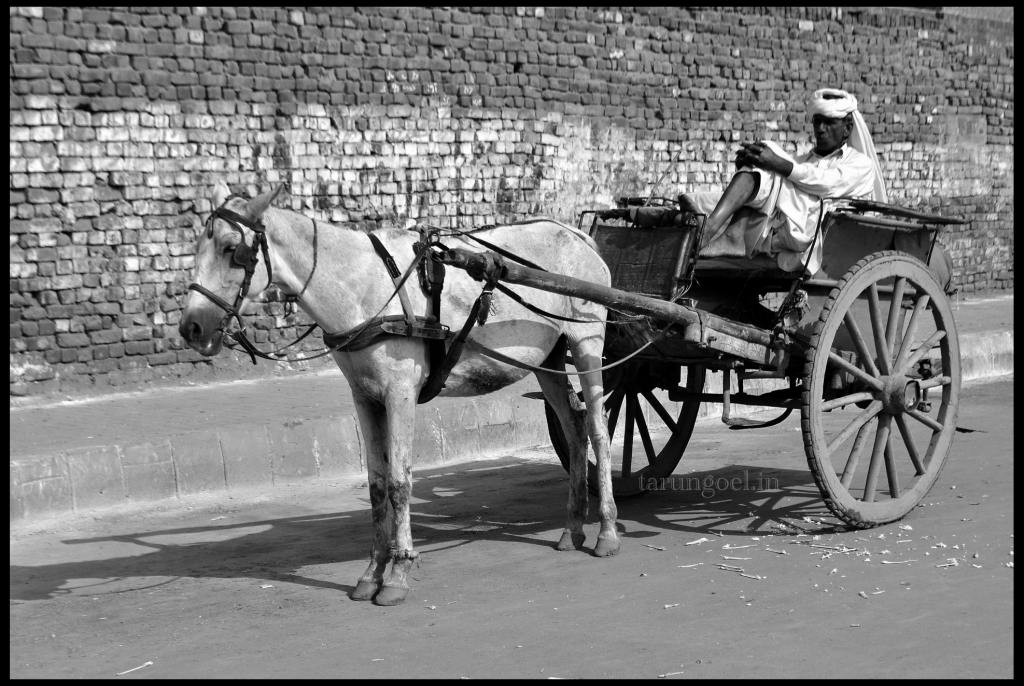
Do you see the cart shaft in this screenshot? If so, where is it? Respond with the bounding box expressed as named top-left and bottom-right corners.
top-left (438, 247), bottom-right (782, 364)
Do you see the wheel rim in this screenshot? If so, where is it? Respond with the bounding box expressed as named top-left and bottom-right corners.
top-left (801, 252), bottom-right (961, 527)
top-left (547, 362), bottom-right (706, 497)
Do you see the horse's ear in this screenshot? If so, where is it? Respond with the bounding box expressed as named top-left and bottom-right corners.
top-left (246, 184), bottom-right (284, 220)
top-left (212, 181), bottom-right (231, 209)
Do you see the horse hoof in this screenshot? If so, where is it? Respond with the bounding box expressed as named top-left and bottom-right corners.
top-left (593, 537), bottom-right (621, 557)
top-left (350, 580), bottom-right (381, 601)
top-left (372, 585), bottom-right (409, 606)
top-left (555, 531), bottom-right (586, 551)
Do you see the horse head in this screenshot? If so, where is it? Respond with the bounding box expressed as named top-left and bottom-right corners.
top-left (179, 182), bottom-right (283, 356)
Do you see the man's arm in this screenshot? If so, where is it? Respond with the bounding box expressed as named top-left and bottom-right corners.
top-left (786, 151), bottom-right (876, 197)
top-left (739, 143), bottom-right (877, 199)
top-left (736, 141), bottom-right (794, 176)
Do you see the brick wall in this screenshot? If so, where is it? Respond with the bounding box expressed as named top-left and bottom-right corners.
top-left (9, 6), bottom-right (1015, 397)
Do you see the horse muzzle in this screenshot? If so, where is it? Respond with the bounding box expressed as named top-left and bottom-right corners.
top-left (179, 309), bottom-right (226, 356)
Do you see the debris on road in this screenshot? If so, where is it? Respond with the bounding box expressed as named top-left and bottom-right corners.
top-left (685, 537), bottom-right (710, 546)
top-left (642, 544), bottom-right (666, 551)
top-left (116, 661), bottom-right (153, 676)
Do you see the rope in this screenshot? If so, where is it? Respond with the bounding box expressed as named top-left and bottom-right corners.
top-left (463, 323), bottom-right (675, 378)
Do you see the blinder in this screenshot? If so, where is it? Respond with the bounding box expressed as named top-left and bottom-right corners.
top-left (187, 195), bottom-right (275, 362)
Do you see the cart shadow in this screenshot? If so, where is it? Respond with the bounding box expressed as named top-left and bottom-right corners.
top-left (615, 463), bottom-right (846, 538)
top-left (10, 457), bottom-right (840, 602)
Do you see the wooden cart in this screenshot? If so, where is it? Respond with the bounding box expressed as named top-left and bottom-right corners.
top-left (440, 196), bottom-right (966, 528)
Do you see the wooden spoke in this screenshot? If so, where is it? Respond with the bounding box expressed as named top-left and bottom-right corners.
top-left (828, 351), bottom-right (885, 391)
top-left (633, 399), bottom-right (657, 469)
top-left (842, 311), bottom-right (881, 378)
top-left (885, 276), bottom-right (907, 360)
top-left (840, 422), bottom-right (873, 489)
top-left (821, 391), bottom-right (876, 412)
top-left (894, 413), bottom-right (926, 475)
top-left (641, 388), bottom-right (678, 433)
top-left (894, 293), bottom-right (931, 370)
top-left (605, 387), bottom-right (624, 438)
top-left (863, 414), bottom-right (891, 502)
top-left (900, 330), bottom-right (946, 373)
top-left (920, 375), bottom-right (952, 390)
top-left (866, 283), bottom-right (892, 374)
top-left (883, 430), bottom-right (901, 498)
top-left (621, 394), bottom-right (635, 477)
top-left (826, 400), bottom-right (883, 456)
top-left (906, 407), bottom-right (943, 432)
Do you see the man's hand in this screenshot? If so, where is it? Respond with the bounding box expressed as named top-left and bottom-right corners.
top-left (736, 142), bottom-right (794, 177)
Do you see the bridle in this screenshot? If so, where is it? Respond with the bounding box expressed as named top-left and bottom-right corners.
top-left (187, 195), bottom-right (291, 363)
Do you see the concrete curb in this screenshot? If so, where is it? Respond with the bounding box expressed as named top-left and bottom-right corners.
top-left (959, 331), bottom-right (1014, 383)
top-left (9, 389), bottom-right (553, 522)
top-left (10, 329), bottom-right (1013, 524)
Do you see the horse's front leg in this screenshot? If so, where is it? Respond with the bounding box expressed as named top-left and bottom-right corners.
top-left (373, 389), bottom-right (419, 606)
top-left (350, 394), bottom-right (392, 601)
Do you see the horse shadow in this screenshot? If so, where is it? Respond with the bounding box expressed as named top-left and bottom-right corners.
top-left (10, 454), bottom-right (842, 603)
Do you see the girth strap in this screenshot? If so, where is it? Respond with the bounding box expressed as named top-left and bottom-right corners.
top-left (322, 314), bottom-right (450, 352)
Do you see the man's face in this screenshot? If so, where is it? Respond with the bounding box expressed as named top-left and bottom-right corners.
top-left (811, 114), bottom-right (852, 156)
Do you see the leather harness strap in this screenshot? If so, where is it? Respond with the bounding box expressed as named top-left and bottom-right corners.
top-left (368, 233), bottom-right (418, 334)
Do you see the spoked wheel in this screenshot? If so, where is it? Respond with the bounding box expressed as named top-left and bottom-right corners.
top-left (801, 251), bottom-right (961, 527)
top-left (545, 360), bottom-right (706, 496)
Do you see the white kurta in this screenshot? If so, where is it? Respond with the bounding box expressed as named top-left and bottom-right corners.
top-left (691, 142), bottom-right (881, 273)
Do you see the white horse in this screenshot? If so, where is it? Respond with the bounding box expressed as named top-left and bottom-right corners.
top-left (179, 182), bottom-right (619, 605)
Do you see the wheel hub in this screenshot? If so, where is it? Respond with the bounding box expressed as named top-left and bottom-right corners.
top-left (879, 374), bottom-right (921, 414)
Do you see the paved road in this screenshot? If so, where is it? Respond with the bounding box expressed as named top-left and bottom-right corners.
top-left (10, 377), bottom-right (1013, 679)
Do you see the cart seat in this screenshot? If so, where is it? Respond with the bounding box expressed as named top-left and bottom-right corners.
top-left (693, 254), bottom-right (798, 282)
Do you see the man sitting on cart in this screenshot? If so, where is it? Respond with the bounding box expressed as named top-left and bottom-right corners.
top-left (679, 88), bottom-right (953, 290)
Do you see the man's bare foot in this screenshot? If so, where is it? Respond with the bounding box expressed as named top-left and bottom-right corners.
top-left (677, 193), bottom-right (699, 214)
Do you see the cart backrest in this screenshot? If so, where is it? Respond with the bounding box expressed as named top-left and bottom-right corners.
top-left (585, 207), bottom-right (703, 299)
top-left (814, 199), bottom-right (966, 281)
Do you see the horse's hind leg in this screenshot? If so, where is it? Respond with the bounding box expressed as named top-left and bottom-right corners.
top-left (568, 331), bottom-right (620, 557)
top-left (535, 348), bottom-right (588, 551)
top-left (350, 395), bottom-right (392, 601)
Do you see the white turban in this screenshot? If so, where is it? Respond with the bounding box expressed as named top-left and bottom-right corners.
top-left (809, 88), bottom-right (888, 202)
